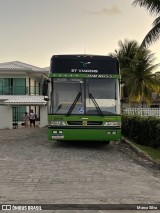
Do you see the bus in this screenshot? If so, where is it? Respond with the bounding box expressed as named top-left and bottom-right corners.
top-left (48, 55), bottom-right (121, 143)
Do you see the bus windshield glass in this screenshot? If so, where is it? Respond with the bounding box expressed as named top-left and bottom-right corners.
top-left (50, 78), bottom-right (120, 115)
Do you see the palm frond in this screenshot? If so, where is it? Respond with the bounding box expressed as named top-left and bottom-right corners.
top-left (111, 39), bottom-right (160, 103)
top-left (141, 22), bottom-right (160, 47)
top-left (132, 0), bottom-right (160, 15)
top-left (153, 16), bottom-right (160, 25)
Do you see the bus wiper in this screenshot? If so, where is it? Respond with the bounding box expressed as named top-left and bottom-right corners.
top-left (89, 93), bottom-right (103, 116)
top-left (66, 92), bottom-right (81, 116)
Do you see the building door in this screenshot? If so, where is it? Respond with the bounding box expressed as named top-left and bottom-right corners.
top-left (12, 107), bottom-right (18, 129)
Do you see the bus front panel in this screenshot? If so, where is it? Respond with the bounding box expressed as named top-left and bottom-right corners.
top-left (48, 115), bottom-right (121, 141)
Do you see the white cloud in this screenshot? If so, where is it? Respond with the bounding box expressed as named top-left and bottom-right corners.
top-left (85, 6), bottom-right (122, 16)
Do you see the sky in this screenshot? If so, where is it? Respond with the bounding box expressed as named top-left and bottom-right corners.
top-left (0, 0), bottom-right (160, 69)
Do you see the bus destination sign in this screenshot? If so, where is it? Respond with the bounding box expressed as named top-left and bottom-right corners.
top-left (71, 69), bottom-right (98, 73)
top-left (51, 56), bottom-right (119, 75)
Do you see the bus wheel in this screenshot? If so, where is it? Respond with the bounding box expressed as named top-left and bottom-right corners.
top-left (105, 141), bottom-right (110, 144)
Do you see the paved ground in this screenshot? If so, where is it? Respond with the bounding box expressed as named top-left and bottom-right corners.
top-left (0, 127), bottom-right (160, 213)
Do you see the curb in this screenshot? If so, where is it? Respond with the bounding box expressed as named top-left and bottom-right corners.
top-left (119, 137), bottom-right (160, 170)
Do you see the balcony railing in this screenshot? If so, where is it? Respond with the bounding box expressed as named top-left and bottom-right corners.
top-left (0, 86), bottom-right (41, 95)
top-left (123, 108), bottom-right (160, 118)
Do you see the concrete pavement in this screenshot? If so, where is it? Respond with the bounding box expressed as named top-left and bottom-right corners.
top-left (0, 127), bottom-right (159, 212)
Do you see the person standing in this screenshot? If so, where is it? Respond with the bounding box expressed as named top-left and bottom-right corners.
top-left (24, 112), bottom-right (29, 128)
top-left (29, 109), bottom-right (36, 128)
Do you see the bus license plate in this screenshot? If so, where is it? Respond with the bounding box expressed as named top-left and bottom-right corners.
top-left (52, 136), bottom-right (64, 139)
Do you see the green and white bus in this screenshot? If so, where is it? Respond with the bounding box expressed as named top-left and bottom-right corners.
top-left (48, 55), bottom-right (121, 142)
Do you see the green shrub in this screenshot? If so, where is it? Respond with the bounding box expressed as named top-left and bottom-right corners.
top-left (122, 115), bottom-right (160, 148)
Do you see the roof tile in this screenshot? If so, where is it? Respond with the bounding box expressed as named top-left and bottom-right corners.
top-left (0, 61), bottom-right (48, 72)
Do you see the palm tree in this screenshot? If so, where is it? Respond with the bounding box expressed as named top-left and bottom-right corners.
top-left (122, 48), bottom-right (159, 105)
top-left (110, 39), bottom-right (139, 69)
top-left (110, 39), bottom-right (160, 105)
top-left (132, 0), bottom-right (160, 47)
top-left (154, 71), bottom-right (160, 102)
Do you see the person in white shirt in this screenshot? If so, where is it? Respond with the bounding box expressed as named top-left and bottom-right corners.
top-left (29, 109), bottom-right (36, 128)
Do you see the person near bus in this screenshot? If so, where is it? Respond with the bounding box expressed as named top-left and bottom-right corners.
top-left (24, 112), bottom-right (29, 128)
top-left (29, 109), bottom-right (36, 128)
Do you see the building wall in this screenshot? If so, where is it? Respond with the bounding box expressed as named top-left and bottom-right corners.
top-left (0, 68), bottom-right (48, 129)
top-left (30, 77), bottom-right (40, 95)
top-left (0, 105), bottom-right (48, 129)
top-left (40, 106), bottom-right (48, 128)
top-left (0, 105), bottom-right (12, 129)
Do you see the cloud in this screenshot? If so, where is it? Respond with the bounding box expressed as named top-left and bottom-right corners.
top-left (85, 6), bottom-right (122, 16)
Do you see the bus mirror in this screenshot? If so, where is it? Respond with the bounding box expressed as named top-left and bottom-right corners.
top-left (44, 96), bottom-right (49, 101)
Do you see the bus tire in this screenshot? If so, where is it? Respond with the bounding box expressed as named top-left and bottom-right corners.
top-left (105, 141), bottom-right (110, 144)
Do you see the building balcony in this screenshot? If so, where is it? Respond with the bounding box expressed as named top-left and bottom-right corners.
top-left (0, 86), bottom-right (41, 95)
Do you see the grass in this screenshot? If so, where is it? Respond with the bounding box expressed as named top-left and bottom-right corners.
top-left (133, 143), bottom-right (160, 161)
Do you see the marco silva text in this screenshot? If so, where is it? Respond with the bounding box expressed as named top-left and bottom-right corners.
top-left (137, 205), bottom-right (158, 210)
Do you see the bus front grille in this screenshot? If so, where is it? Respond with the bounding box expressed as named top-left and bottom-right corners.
top-left (67, 121), bottom-right (103, 126)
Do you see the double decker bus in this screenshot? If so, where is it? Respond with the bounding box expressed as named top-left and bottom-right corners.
top-left (48, 55), bottom-right (121, 143)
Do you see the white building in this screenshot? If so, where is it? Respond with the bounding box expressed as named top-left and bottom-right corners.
top-left (0, 61), bottom-right (49, 129)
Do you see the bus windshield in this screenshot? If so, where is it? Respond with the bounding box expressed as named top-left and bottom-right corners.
top-left (50, 78), bottom-right (120, 115)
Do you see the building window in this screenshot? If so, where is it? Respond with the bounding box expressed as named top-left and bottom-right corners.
top-left (12, 106), bottom-right (26, 121)
top-left (0, 78), bottom-right (26, 95)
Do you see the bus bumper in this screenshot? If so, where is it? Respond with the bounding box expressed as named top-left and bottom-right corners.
top-left (48, 128), bottom-right (121, 141)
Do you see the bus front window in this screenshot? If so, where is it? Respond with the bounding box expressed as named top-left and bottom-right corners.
top-left (51, 78), bottom-right (120, 115)
top-left (86, 79), bottom-right (120, 115)
top-left (52, 78), bottom-right (84, 115)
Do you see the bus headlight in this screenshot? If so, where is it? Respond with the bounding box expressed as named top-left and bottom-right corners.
top-left (50, 121), bottom-right (67, 126)
top-left (103, 121), bottom-right (121, 127)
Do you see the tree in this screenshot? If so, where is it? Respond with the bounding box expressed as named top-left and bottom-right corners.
top-left (132, 0), bottom-right (160, 47)
top-left (110, 39), bottom-right (160, 105)
top-left (110, 39), bottom-right (139, 70)
top-left (153, 71), bottom-right (160, 102)
top-left (122, 48), bottom-right (159, 105)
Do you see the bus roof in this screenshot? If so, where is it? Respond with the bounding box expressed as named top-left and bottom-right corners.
top-left (51, 54), bottom-right (118, 61)
top-left (50, 54), bottom-right (120, 75)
